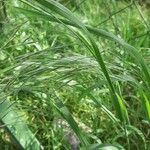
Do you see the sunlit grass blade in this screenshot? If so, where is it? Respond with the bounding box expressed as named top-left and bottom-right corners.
top-left (142, 91), bottom-right (150, 122)
top-left (116, 94), bottom-right (129, 124)
top-left (0, 98), bottom-right (42, 150)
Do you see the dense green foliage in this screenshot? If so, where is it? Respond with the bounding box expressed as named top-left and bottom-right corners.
top-left (0, 0), bottom-right (150, 149)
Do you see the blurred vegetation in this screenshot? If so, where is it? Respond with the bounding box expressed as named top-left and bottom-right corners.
top-left (0, 0), bottom-right (150, 149)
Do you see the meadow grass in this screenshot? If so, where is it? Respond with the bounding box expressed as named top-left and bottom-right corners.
top-left (0, 0), bottom-right (150, 149)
